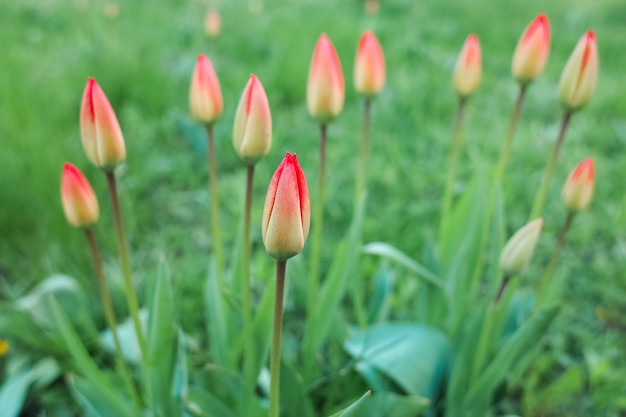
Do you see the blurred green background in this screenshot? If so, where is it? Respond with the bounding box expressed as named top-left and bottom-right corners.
top-left (1, 0), bottom-right (625, 414)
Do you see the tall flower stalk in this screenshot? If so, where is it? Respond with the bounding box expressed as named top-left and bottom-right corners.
top-left (262, 153), bottom-right (311, 417)
top-left (440, 34), bottom-right (480, 234)
top-left (190, 54), bottom-right (226, 285)
top-left (79, 78), bottom-right (147, 360)
top-left (61, 163), bottom-right (139, 406)
top-left (306, 34), bottom-right (344, 316)
top-left (232, 74), bottom-right (273, 386)
top-left (530, 30), bottom-right (598, 219)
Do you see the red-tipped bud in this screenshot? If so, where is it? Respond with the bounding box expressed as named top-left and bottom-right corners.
top-left (558, 31), bottom-right (598, 111)
top-left (262, 153), bottom-right (311, 261)
top-left (354, 31), bottom-right (386, 97)
top-left (307, 34), bottom-right (345, 123)
top-left (80, 78), bottom-right (126, 171)
top-left (233, 74), bottom-right (272, 165)
top-left (189, 54), bottom-right (223, 124)
top-left (562, 158), bottom-right (594, 212)
top-left (61, 163), bottom-right (99, 228)
top-left (512, 14), bottom-right (551, 83)
top-left (499, 218), bottom-right (543, 275)
top-left (204, 10), bottom-right (221, 38)
top-left (453, 34), bottom-right (482, 97)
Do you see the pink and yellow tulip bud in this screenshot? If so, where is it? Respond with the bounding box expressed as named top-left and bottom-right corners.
top-left (354, 31), bottom-right (385, 97)
top-left (262, 153), bottom-right (310, 261)
top-left (61, 163), bottom-right (99, 228)
top-left (80, 78), bottom-right (126, 171)
top-left (307, 34), bottom-right (345, 123)
top-left (558, 31), bottom-right (598, 111)
top-left (562, 158), bottom-right (594, 212)
top-left (500, 219), bottom-right (543, 275)
top-left (233, 74), bottom-right (272, 165)
top-left (512, 14), bottom-right (550, 84)
top-left (453, 34), bottom-right (482, 97)
top-left (204, 10), bottom-right (221, 38)
top-left (189, 54), bottom-right (223, 124)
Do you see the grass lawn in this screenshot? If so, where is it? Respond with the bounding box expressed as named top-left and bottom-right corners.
top-left (1, 0), bottom-right (625, 415)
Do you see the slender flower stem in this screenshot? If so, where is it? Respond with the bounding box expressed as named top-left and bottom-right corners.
top-left (439, 97), bottom-right (467, 237)
top-left (308, 124), bottom-right (327, 315)
top-left (495, 273), bottom-right (512, 303)
top-left (105, 172), bottom-right (147, 360)
top-left (355, 98), bottom-right (372, 206)
top-left (84, 228), bottom-right (140, 407)
top-left (242, 164), bottom-right (255, 386)
top-left (269, 260), bottom-right (287, 417)
top-left (537, 211), bottom-right (575, 301)
top-left (494, 84), bottom-right (528, 184)
top-left (206, 124), bottom-right (225, 287)
top-left (529, 111), bottom-right (573, 220)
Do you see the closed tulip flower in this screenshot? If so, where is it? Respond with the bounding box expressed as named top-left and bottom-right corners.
top-left (512, 14), bottom-right (550, 83)
top-left (453, 34), bottom-right (482, 97)
top-left (189, 54), bottom-right (224, 124)
top-left (354, 31), bottom-right (385, 96)
top-left (80, 78), bottom-right (126, 171)
top-left (562, 158), bottom-right (594, 212)
top-left (233, 74), bottom-right (272, 165)
top-left (61, 163), bottom-right (99, 228)
top-left (262, 153), bottom-right (310, 261)
top-left (500, 218), bottom-right (543, 275)
top-left (558, 31), bottom-right (598, 111)
top-left (307, 34), bottom-right (345, 123)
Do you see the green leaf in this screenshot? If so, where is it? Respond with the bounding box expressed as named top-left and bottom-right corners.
top-left (362, 243), bottom-right (444, 289)
top-left (329, 391), bottom-right (371, 416)
top-left (367, 266), bottom-right (393, 324)
top-left (0, 368), bottom-right (35, 417)
top-left (184, 386), bottom-right (238, 417)
top-left (305, 199), bottom-right (366, 357)
top-left (279, 359), bottom-right (316, 417)
top-left (205, 257), bottom-right (230, 368)
top-left (100, 311), bottom-right (147, 364)
top-left (68, 374), bottom-right (136, 417)
top-left (145, 259), bottom-right (181, 417)
top-left (345, 324), bottom-right (450, 401)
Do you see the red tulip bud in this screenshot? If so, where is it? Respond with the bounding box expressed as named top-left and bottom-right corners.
top-left (453, 34), bottom-right (482, 97)
top-left (233, 74), bottom-right (272, 165)
top-left (307, 34), bottom-right (345, 123)
top-left (189, 54), bottom-right (224, 124)
top-left (558, 31), bottom-right (598, 111)
top-left (262, 153), bottom-right (311, 261)
top-left (512, 14), bottom-right (550, 83)
top-left (61, 163), bottom-right (99, 228)
top-left (354, 31), bottom-right (385, 97)
top-left (562, 158), bottom-right (594, 212)
top-left (80, 78), bottom-right (126, 171)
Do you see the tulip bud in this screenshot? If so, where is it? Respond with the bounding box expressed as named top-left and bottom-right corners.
top-left (558, 31), bottom-right (598, 111)
top-left (80, 78), bottom-right (126, 171)
top-left (233, 74), bottom-right (272, 165)
top-left (61, 163), bottom-right (99, 228)
top-left (354, 31), bottom-right (385, 97)
top-left (453, 34), bottom-right (481, 97)
top-left (512, 14), bottom-right (550, 84)
top-left (262, 153), bottom-right (311, 261)
top-left (189, 54), bottom-right (224, 124)
top-left (307, 34), bottom-right (345, 123)
top-left (562, 158), bottom-right (594, 212)
top-left (204, 10), bottom-right (221, 38)
top-left (500, 218), bottom-right (543, 275)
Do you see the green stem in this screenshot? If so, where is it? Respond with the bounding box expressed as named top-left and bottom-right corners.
top-left (529, 111), bottom-right (573, 220)
top-left (494, 84), bottom-right (528, 184)
top-left (105, 172), bottom-right (147, 360)
top-left (242, 164), bottom-right (255, 386)
top-left (537, 211), bottom-right (575, 303)
top-left (308, 124), bottom-right (327, 316)
top-left (355, 98), bottom-right (372, 207)
top-left (84, 228), bottom-right (141, 408)
top-left (495, 273), bottom-right (512, 303)
top-left (206, 124), bottom-right (225, 287)
top-left (269, 260), bottom-right (287, 417)
top-left (439, 96), bottom-right (467, 237)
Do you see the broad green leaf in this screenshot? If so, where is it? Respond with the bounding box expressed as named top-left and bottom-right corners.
top-left (362, 242), bottom-right (444, 289)
top-left (304, 199), bottom-right (366, 358)
top-left (279, 359), bottom-right (315, 417)
top-left (197, 364), bottom-right (264, 416)
top-left (345, 324), bottom-right (449, 401)
top-left (0, 368), bottom-right (35, 417)
top-left (354, 362), bottom-right (403, 392)
top-left (145, 259), bottom-right (181, 417)
top-left (68, 374), bottom-right (136, 417)
top-left (329, 391), bottom-right (371, 416)
top-left (205, 257), bottom-right (230, 368)
top-left (367, 266), bottom-right (393, 324)
top-left (462, 305), bottom-right (560, 412)
top-left (184, 386), bottom-right (237, 417)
